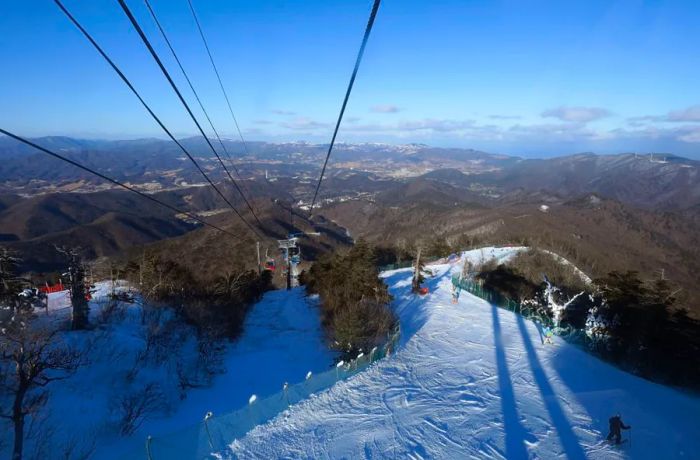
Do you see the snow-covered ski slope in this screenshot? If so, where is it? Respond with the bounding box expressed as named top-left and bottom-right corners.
top-left (225, 248), bottom-right (700, 459)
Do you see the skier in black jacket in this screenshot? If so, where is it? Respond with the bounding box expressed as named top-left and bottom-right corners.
top-left (607, 414), bottom-right (631, 444)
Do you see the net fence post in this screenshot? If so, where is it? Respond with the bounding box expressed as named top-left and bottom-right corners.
top-left (203, 411), bottom-right (214, 450)
top-left (335, 360), bottom-right (344, 380)
top-left (145, 435), bottom-right (153, 460)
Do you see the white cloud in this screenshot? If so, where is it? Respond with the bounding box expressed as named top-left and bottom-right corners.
top-left (676, 125), bottom-right (700, 143)
top-left (279, 117), bottom-right (331, 130)
top-left (611, 124), bottom-right (700, 144)
top-left (667, 105), bottom-right (700, 122)
top-left (542, 106), bottom-right (611, 123)
top-left (271, 109), bottom-right (296, 116)
top-left (397, 118), bottom-right (475, 132)
top-left (489, 114), bottom-right (522, 120)
top-left (627, 105), bottom-right (700, 125)
top-left (370, 104), bottom-right (402, 113)
top-left (264, 110), bottom-right (700, 151)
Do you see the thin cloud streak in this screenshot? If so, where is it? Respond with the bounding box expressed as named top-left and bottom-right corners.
top-left (489, 114), bottom-right (523, 120)
top-left (542, 106), bottom-right (611, 123)
top-left (667, 105), bottom-right (700, 122)
top-left (279, 117), bottom-right (331, 130)
top-left (371, 104), bottom-right (402, 113)
top-left (271, 109), bottom-right (296, 116)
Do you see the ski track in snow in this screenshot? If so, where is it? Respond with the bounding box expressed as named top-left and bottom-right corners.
top-left (225, 248), bottom-right (700, 460)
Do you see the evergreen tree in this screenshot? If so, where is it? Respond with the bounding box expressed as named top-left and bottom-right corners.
top-left (0, 247), bottom-right (37, 312)
top-left (427, 238), bottom-right (451, 258)
top-left (589, 271), bottom-right (700, 385)
top-left (0, 247), bottom-right (29, 311)
top-left (305, 240), bottom-right (396, 357)
top-left (56, 247), bottom-right (89, 330)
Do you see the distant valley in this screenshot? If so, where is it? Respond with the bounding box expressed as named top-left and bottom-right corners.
top-left (1, 134), bottom-right (699, 312)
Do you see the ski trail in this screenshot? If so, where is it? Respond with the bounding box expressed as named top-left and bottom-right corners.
top-left (223, 251), bottom-right (700, 459)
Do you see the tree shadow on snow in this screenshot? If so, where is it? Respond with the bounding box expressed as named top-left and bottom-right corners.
top-left (547, 332), bottom-right (700, 458)
top-left (533, 320), bottom-right (545, 345)
top-left (491, 305), bottom-right (537, 458)
top-left (515, 314), bottom-right (587, 460)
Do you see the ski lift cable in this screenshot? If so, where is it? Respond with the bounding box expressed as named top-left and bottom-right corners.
top-left (115, 0), bottom-right (264, 229)
top-left (0, 129), bottom-right (239, 238)
top-left (143, 0), bottom-right (257, 214)
top-left (53, 0), bottom-right (262, 239)
top-left (308, 0), bottom-right (381, 216)
top-left (143, 0), bottom-right (255, 207)
top-left (186, 0), bottom-right (251, 161)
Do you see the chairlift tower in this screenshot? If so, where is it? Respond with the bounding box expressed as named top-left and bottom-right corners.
top-left (278, 231), bottom-right (321, 290)
top-left (278, 237), bottom-right (299, 290)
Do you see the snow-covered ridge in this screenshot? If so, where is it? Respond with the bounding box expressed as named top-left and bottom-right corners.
top-left (540, 248), bottom-right (593, 284)
top-left (224, 249), bottom-right (700, 459)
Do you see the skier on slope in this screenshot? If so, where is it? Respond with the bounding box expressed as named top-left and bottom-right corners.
top-left (607, 414), bottom-right (631, 445)
top-left (542, 325), bottom-right (554, 344)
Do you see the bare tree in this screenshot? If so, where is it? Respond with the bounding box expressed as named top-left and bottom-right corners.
top-left (59, 429), bottom-right (97, 460)
top-left (461, 257), bottom-right (474, 282)
top-left (214, 271), bottom-right (246, 299)
top-left (0, 311), bottom-right (83, 460)
top-left (114, 382), bottom-right (165, 436)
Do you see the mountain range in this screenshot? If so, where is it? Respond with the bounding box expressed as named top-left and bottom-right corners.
top-left (1, 135), bottom-right (699, 312)
top-left (2, 135), bottom-right (698, 210)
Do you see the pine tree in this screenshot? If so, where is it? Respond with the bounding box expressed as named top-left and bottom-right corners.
top-left (1, 248), bottom-right (20, 306)
top-left (305, 240), bottom-right (395, 357)
top-left (589, 270), bottom-right (690, 381)
top-left (0, 247), bottom-right (31, 312)
top-left (56, 247), bottom-right (89, 330)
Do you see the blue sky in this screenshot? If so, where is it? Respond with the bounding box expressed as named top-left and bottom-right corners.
top-left (1, 0), bottom-right (699, 158)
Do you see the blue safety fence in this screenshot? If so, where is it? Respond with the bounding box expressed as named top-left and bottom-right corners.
top-left (129, 325), bottom-right (401, 459)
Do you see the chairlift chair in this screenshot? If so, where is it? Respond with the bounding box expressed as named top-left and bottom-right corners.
top-left (264, 258), bottom-right (276, 271)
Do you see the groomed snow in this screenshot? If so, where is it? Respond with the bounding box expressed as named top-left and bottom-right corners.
top-left (224, 249), bottom-right (700, 459)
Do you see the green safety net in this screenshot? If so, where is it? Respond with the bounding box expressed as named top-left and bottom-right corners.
top-left (128, 326), bottom-right (401, 459)
top-left (452, 273), bottom-right (585, 342)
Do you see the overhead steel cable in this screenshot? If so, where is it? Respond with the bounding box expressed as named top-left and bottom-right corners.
top-left (115, 0), bottom-right (264, 229)
top-left (53, 0), bottom-right (262, 240)
top-left (309, 0), bottom-right (381, 216)
top-left (142, 0), bottom-right (254, 205)
top-left (186, 0), bottom-right (251, 159)
top-left (0, 129), bottom-right (238, 238)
